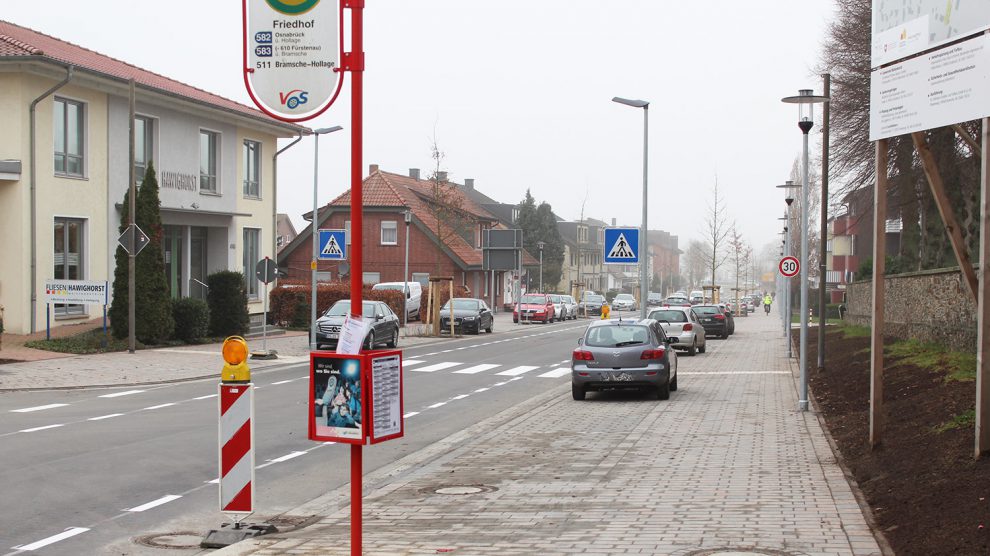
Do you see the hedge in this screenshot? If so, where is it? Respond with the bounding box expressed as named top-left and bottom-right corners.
top-left (269, 282), bottom-right (405, 327)
top-left (208, 270), bottom-right (250, 337)
top-left (171, 298), bottom-right (210, 342)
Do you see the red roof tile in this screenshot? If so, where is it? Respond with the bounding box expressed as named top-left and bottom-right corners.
top-left (0, 20), bottom-right (305, 133)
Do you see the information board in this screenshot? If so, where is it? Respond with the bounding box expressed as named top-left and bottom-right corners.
top-left (872, 0), bottom-right (990, 67)
top-left (370, 354), bottom-right (403, 443)
top-left (44, 279), bottom-right (109, 306)
top-left (310, 354), bottom-right (364, 443)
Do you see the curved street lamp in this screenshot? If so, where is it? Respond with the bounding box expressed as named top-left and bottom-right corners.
top-left (612, 96), bottom-right (650, 319)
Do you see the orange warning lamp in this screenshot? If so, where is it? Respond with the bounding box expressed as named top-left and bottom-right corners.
top-left (221, 336), bottom-right (251, 382)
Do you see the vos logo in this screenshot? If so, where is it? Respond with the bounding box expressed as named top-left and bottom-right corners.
top-left (279, 90), bottom-right (309, 109)
top-left (265, 0), bottom-right (319, 15)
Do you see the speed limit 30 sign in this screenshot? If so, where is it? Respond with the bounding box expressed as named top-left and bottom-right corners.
top-left (779, 256), bottom-right (800, 278)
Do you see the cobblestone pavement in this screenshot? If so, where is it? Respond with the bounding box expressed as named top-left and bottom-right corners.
top-left (213, 313), bottom-right (884, 556)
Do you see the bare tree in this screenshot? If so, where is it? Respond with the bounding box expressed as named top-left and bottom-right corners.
top-left (701, 178), bottom-right (732, 294)
top-left (728, 226), bottom-right (752, 311)
top-left (423, 137), bottom-right (466, 275)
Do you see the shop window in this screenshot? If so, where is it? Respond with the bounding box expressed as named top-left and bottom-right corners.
top-left (54, 98), bottom-right (85, 177)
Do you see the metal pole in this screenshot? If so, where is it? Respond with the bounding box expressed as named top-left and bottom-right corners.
top-left (539, 248), bottom-right (543, 292)
top-left (262, 278), bottom-right (269, 355)
top-left (640, 105), bottom-right (649, 320)
top-left (403, 216), bottom-right (410, 327)
top-left (128, 79), bottom-right (136, 354)
top-left (818, 73), bottom-right (831, 371)
top-left (310, 132), bottom-right (320, 350)
top-left (799, 129), bottom-right (810, 411)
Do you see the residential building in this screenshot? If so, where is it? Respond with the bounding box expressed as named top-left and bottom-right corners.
top-left (276, 213), bottom-right (297, 253)
top-left (0, 20), bottom-right (304, 334)
top-left (825, 185), bottom-right (901, 303)
top-left (555, 218), bottom-right (606, 295)
top-left (278, 166), bottom-right (537, 310)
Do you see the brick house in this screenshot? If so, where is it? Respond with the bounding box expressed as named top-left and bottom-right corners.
top-left (278, 166), bottom-right (536, 310)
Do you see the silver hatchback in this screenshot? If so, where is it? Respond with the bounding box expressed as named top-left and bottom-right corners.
top-left (571, 319), bottom-right (678, 401)
top-left (648, 307), bottom-right (706, 356)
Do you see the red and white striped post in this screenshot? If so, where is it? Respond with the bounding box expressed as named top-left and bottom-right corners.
top-left (219, 337), bottom-right (254, 521)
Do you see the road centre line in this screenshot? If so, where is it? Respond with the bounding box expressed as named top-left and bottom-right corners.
top-left (98, 390), bottom-right (145, 398)
top-left (10, 403), bottom-right (68, 413)
top-left (88, 413), bottom-right (124, 421)
top-left (473, 387), bottom-right (489, 393)
top-left (451, 394), bottom-right (469, 400)
top-left (269, 451), bottom-right (306, 463)
top-left (271, 379), bottom-right (293, 385)
top-left (19, 424), bottom-right (64, 433)
top-left (124, 494), bottom-right (181, 512)
top-left (193, 394), bottom-right (218, 400)
top-left (141, 403), bottom-right (176, 411)
top-left (427, 401), bottom-right (447, 409)
top-left (403, 411), bottom-right (420, 418)
top-left (11, 527), bottom-right (89, 551)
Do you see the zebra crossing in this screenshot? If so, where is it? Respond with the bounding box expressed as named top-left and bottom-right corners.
top-left (402, 359), bottom-right (572, 379)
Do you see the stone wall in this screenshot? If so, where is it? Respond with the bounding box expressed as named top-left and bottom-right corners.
top-left (845, 266), bottom-right (978, 352)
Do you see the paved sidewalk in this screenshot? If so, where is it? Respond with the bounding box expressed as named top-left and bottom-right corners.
top-left (213, 313), bottom-right (884, 556)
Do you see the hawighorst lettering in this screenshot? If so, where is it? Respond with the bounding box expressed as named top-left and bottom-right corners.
top-left (160, 171), bottom-right (197, 191)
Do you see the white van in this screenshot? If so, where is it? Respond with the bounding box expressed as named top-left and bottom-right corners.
top-left (372, 282), bottom-right (422, 321)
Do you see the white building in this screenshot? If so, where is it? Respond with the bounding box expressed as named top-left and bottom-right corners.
top-left (0, 20), bottom-right (306, 334)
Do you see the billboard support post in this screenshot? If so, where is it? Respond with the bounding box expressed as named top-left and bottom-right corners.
top-left (977, 115), bottom-right (990, 459)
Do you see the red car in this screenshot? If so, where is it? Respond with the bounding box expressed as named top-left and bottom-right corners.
top-left (513, 293), bottom-right (556, 324)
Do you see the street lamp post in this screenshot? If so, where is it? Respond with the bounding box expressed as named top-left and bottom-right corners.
top-left (310, 126), bottom-right (344, 350)
top-left (782, 89), bottom-right (829, 412)
top-left (777, 180), bottom-right (799, 357)
top-left (612, 96), bottom-right (650, 320)
top-left (403, 209), bottom-right (412, 327)
top-left (537, 241), bottom-right (545, 293)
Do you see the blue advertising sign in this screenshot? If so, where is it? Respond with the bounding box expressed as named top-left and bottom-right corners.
top-left (603, 228), bottom-right (639, 264)
top-left (318, 229), bottom-right (346, 261)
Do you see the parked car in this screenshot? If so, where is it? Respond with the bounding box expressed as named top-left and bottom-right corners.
top-left (571, 318), bottom-right (678, 400)
top-left (315, 300), bottom-right (400, 350)
top-left (663, 296), bottom-right (692, 308)
top-left (579, 293), bottom-right (606, 316)
top-left (647, 292), bottom-right (664, 306)
top-left (548, 294), bottom-right (568, 320)
top-left (560, 294), bottom-right (580, 320)
top-left (513, 293), bottom-right (556, 324)
top-left (689, 290), bottom-right (704, 305)
top-left (372, 281), bottom-right (422, 321)
top-left (611, 293), bottom-right (638, 311)
top-left (439, 298), bottom-right (494, 335)
top-left (648, 307), bottom-right (706, 356)
top-left (719, 303), bottom-right (736, 334)
top-left (693, 304), bottom-right (729, 339)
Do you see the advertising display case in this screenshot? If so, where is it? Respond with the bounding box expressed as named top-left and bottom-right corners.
top-left (309, 350), bottom-right (403, 445)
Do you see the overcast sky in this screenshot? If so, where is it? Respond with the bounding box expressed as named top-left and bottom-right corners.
top-left (4, 0), bottom-right (836, 258)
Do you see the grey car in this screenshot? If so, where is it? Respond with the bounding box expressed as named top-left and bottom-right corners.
top-left (648, 307), bottom-right (706, 356)
top-left (548, 294), bottom-right (568, 321)
top-left (560, 295), bottom-right (580, 320)
top-left (315, 300), bottom-right (400, 350)
top-left (611, 293), bottom-right (638, 311)
top-left (571, 318), bottom-right (678, 401)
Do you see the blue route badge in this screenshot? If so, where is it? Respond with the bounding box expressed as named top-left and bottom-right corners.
top-left (318, 229), bottom-right (346, 261)
top-left (603, 228), bottom-right (639, 264)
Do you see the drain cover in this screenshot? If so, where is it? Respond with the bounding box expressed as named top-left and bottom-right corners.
top-left (424, 484), bottom-right (497, 496)
top-left (135, 532), bottom-right (203, 549)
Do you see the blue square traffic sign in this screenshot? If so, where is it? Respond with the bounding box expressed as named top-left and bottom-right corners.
top-left (603, 227), bottom-right (639, 264)
top-left (318, 229), bottom-right (346, 261)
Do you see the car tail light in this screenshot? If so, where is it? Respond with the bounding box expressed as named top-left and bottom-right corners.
top-left (683, 323), bottom-right (693, 331)
top-left (640, 348), bottom-right (666, 360)
top-left (714, 314), bottom-right (725, 320)
top-left (573, 350), bottom-right (595, 361)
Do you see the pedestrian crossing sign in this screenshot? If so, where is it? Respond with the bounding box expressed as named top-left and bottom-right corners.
top-left (318, 229), bottom-right (346, 261)
top-left (603, 228), bottom-right (639, 264)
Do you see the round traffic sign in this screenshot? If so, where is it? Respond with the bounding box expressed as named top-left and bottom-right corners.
top-left (779, 256), bottom-right (800, 278)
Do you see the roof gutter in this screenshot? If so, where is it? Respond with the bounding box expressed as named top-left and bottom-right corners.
top-left (29, 65), bottom-right (73, 333)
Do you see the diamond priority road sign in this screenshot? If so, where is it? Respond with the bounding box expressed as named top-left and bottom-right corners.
top-left (117, 223), bottom-right (150, 256)
top-left (603, 227), bottom-right (639, 265)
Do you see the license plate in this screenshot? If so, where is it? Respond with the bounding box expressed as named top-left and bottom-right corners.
top-left (327, 333), bottom-right (338, 339)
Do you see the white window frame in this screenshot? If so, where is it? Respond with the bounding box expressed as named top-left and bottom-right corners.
top-left (243, 139), bottom-right (261, 199)
top-left (380, 220), bottom-right (397, 245)
top-left (242, 227), bottom-right (261, 298)
top-left (53, 216), bottom-right (88, 316)
top-left (362, 271), bottom-right (380, 285)
top-left (199, 129), bottom-right (220, 194)
top-left (134, 115), bottom-right (154, 185)
top-left (53, 96), bottom-right (86, 177)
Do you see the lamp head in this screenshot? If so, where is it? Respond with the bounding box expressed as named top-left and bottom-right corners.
top-left (785, 196), bottom-right (794, 206)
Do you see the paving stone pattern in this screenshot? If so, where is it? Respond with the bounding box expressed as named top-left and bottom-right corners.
top-left (214, 313), bottom-right (883, 556)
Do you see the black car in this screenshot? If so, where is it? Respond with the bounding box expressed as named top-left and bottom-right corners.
top-left (693, 304), bottom-right (729, 339)
top-left (315, 300), bottom-right (400, 349)
top-left (439, 298), bottom-right (494, 335)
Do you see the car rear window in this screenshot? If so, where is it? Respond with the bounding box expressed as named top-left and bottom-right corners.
top-left (585, 325), bottom-right (651, 347)
top-left (695, 306), bottom-right (719, 315)
top-left (650, 310), bottom-right (687, 323)
top-left (520, 295), bottom-right (546, 304)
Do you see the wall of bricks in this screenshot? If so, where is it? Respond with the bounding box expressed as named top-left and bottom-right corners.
top-left (845, 266), bottom-right (978, 351)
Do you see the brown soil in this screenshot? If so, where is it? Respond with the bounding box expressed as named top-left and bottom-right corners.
top-left (807, 328), bottom-right (990, 556)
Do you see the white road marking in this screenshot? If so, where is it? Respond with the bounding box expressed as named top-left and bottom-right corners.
top-left (88, 413), bottom-right (124, 421)
top-left (493, 381), bottom-right (508, 386)
top-left (271, 379), bottom-right (293, 385)
top-left (453, 363), bottom-right (501, 375)
top-left (269, 451), bottom-right (306, 463)
top-left (255, 462), bottom-right (276, 469)
top-left (402, 359), bottom-right (425, 366)
top-left (427, 401), bottom-right (447, 409)
top-left (473, 387), bottom-right (490, 393)
top-left (403, 411), bottom-right (420, 418)
top-left (193, 394), bottom-right (218, 400)
top-left (99, 390), bottom-right (145, 398)
top-left (142, 403), bottom-right (176, 411)
top-left (125, 494), bottom-right (181, 512)
top-left (13, 527), bottom-right (89, 551)
top-left (411, 362), bottom-right (461, 373)
top-left (451, 394), bottom-right (469, 400)
top-left (537, 367), bottom-right (571, 378)
top-left (19, 424), bottom-right (64, 433)
top-left (206, 478), bottom-right (220, 484)
top-left (11, 403), bottom-right (68, 413)
top-left (496, 365), bottom-right (539, 376)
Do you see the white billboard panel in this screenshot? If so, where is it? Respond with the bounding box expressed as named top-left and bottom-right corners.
top-left (244, 0), bottom-right (342, 122)
top-left (872, 0), bottom-right (990, 67)
top-left (870, 34), bottom-right (990, 140)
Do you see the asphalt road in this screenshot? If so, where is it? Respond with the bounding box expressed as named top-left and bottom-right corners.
top-left (0, 312), bottom-right (635, 555)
